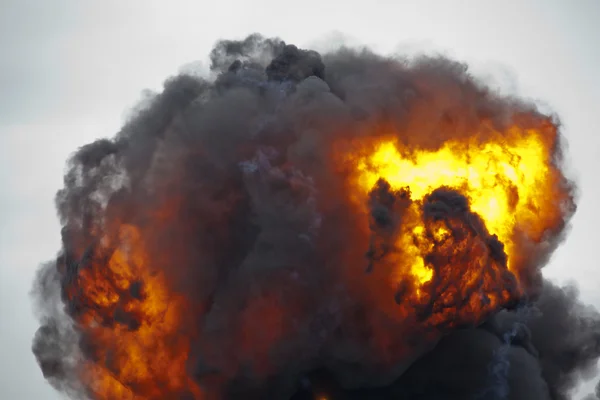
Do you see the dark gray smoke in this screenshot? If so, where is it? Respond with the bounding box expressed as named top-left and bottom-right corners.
top-left (388, 281), bottom-right (600, 400)
top-left (292, 282), bottom-right (600, 400)
top-left (30, 34), bottom-right (598, 400)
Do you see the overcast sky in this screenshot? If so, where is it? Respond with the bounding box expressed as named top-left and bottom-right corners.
top-left (1, 1), bottom-right (598, 399)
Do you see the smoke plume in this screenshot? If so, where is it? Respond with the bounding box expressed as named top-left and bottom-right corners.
top-left (31, 34), bottom-right (600, 400)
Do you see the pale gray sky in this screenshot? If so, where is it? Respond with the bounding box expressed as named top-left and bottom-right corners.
top-left (1, 1), bottom-right (598, 399)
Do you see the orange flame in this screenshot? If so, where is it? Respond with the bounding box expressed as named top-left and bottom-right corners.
top-left (66, 225), bottom-right (202, 399)
top-left (336, 121), bottom-right (569, 329)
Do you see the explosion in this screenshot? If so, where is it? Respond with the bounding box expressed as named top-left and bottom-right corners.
top-left (32, 34), bottom-right (600, 400)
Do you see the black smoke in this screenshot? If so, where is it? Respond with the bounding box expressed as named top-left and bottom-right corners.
top-left (292, 281), bottom-right (600, 400)
top-left (31, 34), bottom-right (599, 399)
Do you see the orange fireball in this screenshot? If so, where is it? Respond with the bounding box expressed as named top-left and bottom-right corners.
top-left (32, 37), bottom-right (576, 400)
top-left (335, 120), bottom-right (570, 330)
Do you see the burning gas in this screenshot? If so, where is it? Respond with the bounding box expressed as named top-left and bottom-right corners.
top-left (66, 225), bottom-right (201, 398)
top-left (348, 126), bottom-right (566, 275)
top-left (32, 34), bottom-right (600, 400)
top-left (335, 123), bottom-right (570, 330)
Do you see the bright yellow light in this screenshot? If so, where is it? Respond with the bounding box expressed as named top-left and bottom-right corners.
top-left (346, 127), bottom-right (556, 286)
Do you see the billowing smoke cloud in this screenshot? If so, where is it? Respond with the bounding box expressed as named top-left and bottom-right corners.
top-left (31, 34), bottom-right (600, 400)
top-left (302, 281), bottom-right (600, 400)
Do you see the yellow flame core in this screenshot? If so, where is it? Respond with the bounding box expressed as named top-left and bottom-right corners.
top-left (350, 128), bottom-right (556, 288)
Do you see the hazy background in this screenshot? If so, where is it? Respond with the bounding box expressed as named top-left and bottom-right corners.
top-left (1, 1), bottom-right (598, 398)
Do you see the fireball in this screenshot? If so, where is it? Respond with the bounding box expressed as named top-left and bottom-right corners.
top-left (32, 35), bottom-right (581, 400)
